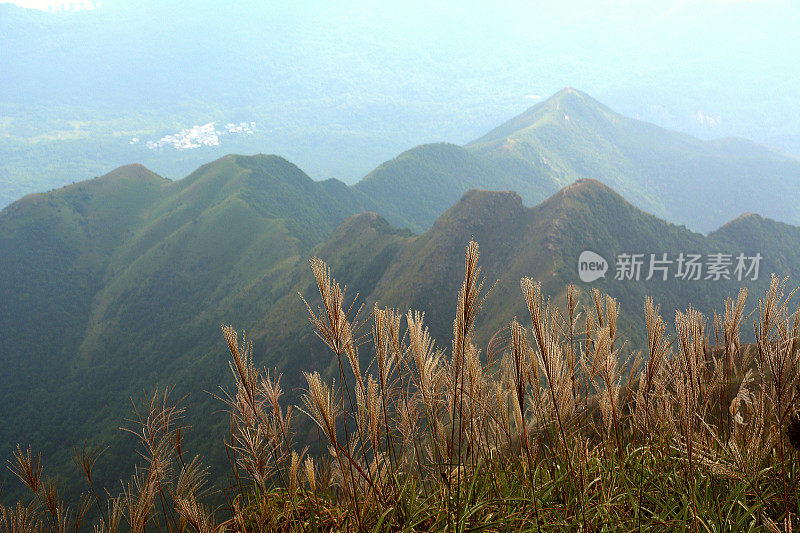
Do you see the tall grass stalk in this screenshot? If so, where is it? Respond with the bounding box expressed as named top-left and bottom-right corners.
top-left (5, 241), bottom-right (800, 532)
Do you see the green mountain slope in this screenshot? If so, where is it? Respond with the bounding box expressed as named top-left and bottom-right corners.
top-left (2, 132), bottom-right (800, 506)
top-left (277, 180), bottom-right (790, 370)
top-left (352, 143), bottom-right (558, 232)
top-left (468, 88), bottom-right (800, 233)
top-left (237, 180), bottom-right (798, 418)
top-left (0, 154), bottom-right (378, 502)
top-left (709, 213), bottom-right (800, 279)
top-left (354, 88), bottom-right (800, 234)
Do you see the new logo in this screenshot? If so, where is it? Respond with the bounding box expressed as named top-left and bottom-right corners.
top-left (578, 251), bottom-right (608, 282)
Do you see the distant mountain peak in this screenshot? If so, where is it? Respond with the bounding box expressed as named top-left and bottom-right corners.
top-left (540, 178), bottom-right (624, 208)
top-left (734, 212), bottom-right (762, 222)
top-left (452, 189), bottom-right (524, 213)
top-left (547, 86), bottom-right (592, 104)
top-left (205, 153), bottom-right (296, 169)
top-left (334, 211), bottom-right (384, 233)
top-left (541, 87), bottom-right (611, 116)
top-left (562, 177), bottom-right (611, 193)
top-left (328, 211), bottom-right (412, 243)
top-left (58, 162), bottom-right (163, 191)
top-left (429, 189), bottom-right (526, 240)
top-left (105, 163), bottom-right (161, 180)
top-left (468, 87), bottom-right (614, 146)
top-left (432, 188), bottom-right (523, 222)
top-left (711, 212), bottom-right (768, 234)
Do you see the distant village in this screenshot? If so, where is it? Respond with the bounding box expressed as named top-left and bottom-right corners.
top-left (129, 121), bottom-right (256, 151)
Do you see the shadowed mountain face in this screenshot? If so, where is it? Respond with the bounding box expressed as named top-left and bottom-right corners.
top-left (351, 142), bottom-right (558, 232)
top-left (0, 154), bottom-right (377, 499)
top-left (2, 91), bottom-right (800, 504)
top-left (356, 88), bottom-right (800, 234)
top-left (269, 179), bottom-right (793, 377)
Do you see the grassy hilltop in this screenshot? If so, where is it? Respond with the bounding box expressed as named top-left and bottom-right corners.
top-left (5, 239), bottom-right (800, 531)
top-left (3, 90), bottom-right (800, 529)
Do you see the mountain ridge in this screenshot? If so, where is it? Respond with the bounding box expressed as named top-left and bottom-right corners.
top-left (2, 171), bottom-right (798, 504)
top-left (342, 88), bottom-right (800, 234)
top-left (3, 89), bottom-right (800, 505)
top-left (9, 87), bottom-right (800, 236)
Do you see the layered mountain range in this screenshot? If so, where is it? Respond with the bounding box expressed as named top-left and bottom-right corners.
top-left (357, 88), bottom-right (800, 233)
top-left (2, 88), bottom-right (799, 500)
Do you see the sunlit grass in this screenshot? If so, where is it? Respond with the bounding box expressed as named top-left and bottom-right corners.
top-left (4, 240), bottom-right (800, 532)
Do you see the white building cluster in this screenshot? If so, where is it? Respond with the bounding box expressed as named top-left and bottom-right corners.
top-left (135, 121), bottom-right (256, 151)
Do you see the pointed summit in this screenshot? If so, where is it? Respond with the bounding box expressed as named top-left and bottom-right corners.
top-left (460, 87), bottom-right (800, 233)
top-left (538, 87), bottom-right (608, 113)
top-left (102, 163), bottom-right (162, 181)
top-left (468, 87), bottom-right (616, 146)
top-left (537, 178), bottom-right (628, 212)
top-left (444, 189), bottom-right (524, 218)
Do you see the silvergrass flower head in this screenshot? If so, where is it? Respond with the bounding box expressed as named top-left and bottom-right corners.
top-left (304, 456), bottom-right (316, 492)
top-left (9, 445), bottom-right (42, 495)
top-left (300, 372), bottom-right (339, 445)
top-left (175, 497), bottom-right (217, 533)
top-left (289, 450), bottom-right (301, 496)
top-left (1, 501), bottom-right (40, 533)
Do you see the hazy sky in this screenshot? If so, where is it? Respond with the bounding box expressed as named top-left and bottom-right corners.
top-left (3, 0), bottom-right (98, 10)
top-left (2, 0), bottom-right (799, 181)
top-left (4, 0), bottom-right (798, 135)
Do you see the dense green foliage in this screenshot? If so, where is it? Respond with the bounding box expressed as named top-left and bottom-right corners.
top-left (2, 147), bottom-right (797, 514)
top-left (0, 154), bottom-right (376, 505)
top-left (6, 240), bottom-right (800, 532)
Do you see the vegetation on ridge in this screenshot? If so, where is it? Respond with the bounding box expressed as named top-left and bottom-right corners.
top-left (3, 168), bottom-right (800, 512)
top-left (4, 240), bottom-right (800, 531)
